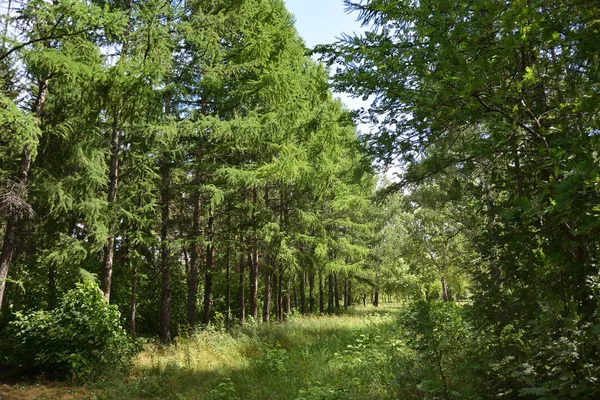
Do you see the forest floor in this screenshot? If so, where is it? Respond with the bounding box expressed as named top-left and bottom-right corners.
top-left (0, 304), bottom-right (401, 400)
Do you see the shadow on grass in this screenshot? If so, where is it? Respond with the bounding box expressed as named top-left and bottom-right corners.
top-left (97, 307), bottom-right (400, 400)
top-left (4, 306), bottom-right (402, 400)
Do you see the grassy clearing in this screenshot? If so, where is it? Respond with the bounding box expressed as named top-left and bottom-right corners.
top-left (1, 305), bottom-right (402, 399)
top-left (94, 305), bottom-right (399, 400)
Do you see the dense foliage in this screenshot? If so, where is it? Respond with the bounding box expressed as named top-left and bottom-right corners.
top-left (318, 0), bottom-right (600, 397)
top-left (4, 279), bottom-right (136, 380)
top-left (0, 0), bottom-right (381, 351)
top-left (1, 0), bottom-right (599, 397)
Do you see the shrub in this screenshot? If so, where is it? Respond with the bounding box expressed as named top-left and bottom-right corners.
top-left (5, 279), bottom-right (137, 380)
top-left (206, 377), bottom-right (238, 400)
top-left (396, 300), bottom-right (475, 400)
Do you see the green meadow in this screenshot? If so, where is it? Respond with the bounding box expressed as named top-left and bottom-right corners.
top-left (3, 306), bottom-right (404, 400)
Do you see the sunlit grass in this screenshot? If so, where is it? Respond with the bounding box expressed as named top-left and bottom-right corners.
top-left (0, 305), bottom-right (401, 399)
top-left (90, 305), bottom-right (400, 400)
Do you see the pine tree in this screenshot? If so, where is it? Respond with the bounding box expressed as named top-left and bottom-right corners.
top-left (0, 0), bottom-right (124, 310)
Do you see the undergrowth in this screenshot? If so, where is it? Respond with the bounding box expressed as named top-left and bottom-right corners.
top-left (89, 306), bottom-right (401, 400)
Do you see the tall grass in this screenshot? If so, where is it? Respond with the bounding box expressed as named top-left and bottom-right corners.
top-left (91, 305), bottom-right (400, 400)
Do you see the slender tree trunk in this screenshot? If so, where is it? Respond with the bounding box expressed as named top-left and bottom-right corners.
top-left (373, 288), bottom-right (379, 307)
top-left (203, 200), bottom-right (215, 326)
top-left (299, 271), bottom-right (306, 314)
top-left (187, 185), bottom-right (202, 329)
top-left (101, 112), bottom-right (120, 301)
top-left (441, 275), bottom-right (449, 302)
top-left (203, 239), bottom-right (214, 326)
top-left (328, 274), bottom-right (334, 313)
top-left (159, 88), bottom-right (172, 344)
top-left (225, 250), bottom-right (231, 330)
top-left (318, 271), bottom-right (324, 313)
top-left (262, 267), bottom-right (271, 323)
top-left (159, 149), bottom-right (171, 343)
top-left (182, 246), bottom-right (189, 278)
top-left (293, 284), bottom-right (298, 310)
top-left (128, 197), bottom-right (141, 339)
top-left (262, 187), bottom-right (272, 324)
top-left (0, 77), bottom-right (48, 311)
top-left (308, 271), bottom-right (315, 313)
top-left (334, 274), bottom-right (340, 309)
top-left (284, 280), bottom-right (291, 319)
top-left (239, 252), bottom-right (245, 324)
top-left (273, 267), bottom-right (279, 320)
top-left (277, 266), bottom-right (283, 321)
top-left (100, 0), bottom-right (134, 301)
top-left (343, 277), bottom-right (348, 309)
top-left (249, 250), bottom-right (259, 320)
top-left (347, 278), bottom-right (352, 307)
top-left (187, 111), bottom-right (204, 330)
top-left (249, 189), bottom-right (259, 320)
top-left (130, 256), bottom-right (137, 339)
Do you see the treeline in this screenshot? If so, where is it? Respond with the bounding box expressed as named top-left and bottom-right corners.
top-left (0, 0), bottom-right (379, 342)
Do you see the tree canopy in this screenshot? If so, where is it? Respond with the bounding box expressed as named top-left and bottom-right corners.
top-left (318, 0), bottom-right (600, 396)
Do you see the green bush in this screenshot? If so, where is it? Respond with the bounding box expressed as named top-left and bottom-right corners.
top-left (395, 300), bottom-right (476, 400)
top-left (5, 279), bottom-right (137, 380)
top-left (206, 377), bottom-right (238, 400)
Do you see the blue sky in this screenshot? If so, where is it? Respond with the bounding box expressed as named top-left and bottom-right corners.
top-left (284, 0), bottom-right (370, 124)
top-left (284, 0), bottom-right (398, 179)
top-left (284, 0), bottom-right (364, 48)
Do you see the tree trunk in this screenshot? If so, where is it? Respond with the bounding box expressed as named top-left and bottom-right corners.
top-left (186, 191), bottom-right (201, 329)
top-left (308, 272), bottom-right (315, 313)
top-left (249, 189), bottom-right (259, 320)
top-left (293, 284), bottom-right (298, 310)
top-left (262, 267), bottom-right (271, 323)
top-left (347, 278), bottom-right (352, 307)
top-left (128, 197), bottom-right (142, 339)
top-left (101, 113), bottom-right (120, 301)
top-left (343, 277), bottom-right (348, 309)
top-left (187, 120), bottom-right (204, 330)
top-left (0, 77), bottom-right (48, 311)
top-left (249, 250), bottom-right (259, 320)
top-left (225, 250), bottom-right (231, 330)
top-left (299, 272), bottom-right (306, 313)
top-left (203, 239), bottom-right (214, 326)
top-left (100, 0), bottom-right (134, 301)
top-left (373, 288), bottom-right (379, 307)
top-left (318, 271), bottom-right (324, 313)
top-left (239, 252), bottom-right (245, 324)
top-left (284, 280), bottom-right (291, 319)
top-left (273, 267), bottom-right (279, 320)
top-left (203, 202), bottom-right (214, 326)
top-left (130, 256), bottom-right (137, 339)
top-left (328, 274), bottom-right (334, 313)
top-left (159, 150), bottom-right (171, 343)
top-left (277, 265), bottom-right (283, 321)
top-left (441, 275), bottom-right (449, 302)
top-left (159, 88), bottom-right (172, 344)
top-left (334, 274), bottom-right (340, 309)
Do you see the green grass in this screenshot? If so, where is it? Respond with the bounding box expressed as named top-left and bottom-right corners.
top-left (87, 305), bottom-right (401, 400)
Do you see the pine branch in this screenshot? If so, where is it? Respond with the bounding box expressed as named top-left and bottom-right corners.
top-left (0, 28), bottom-right (90, 62)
